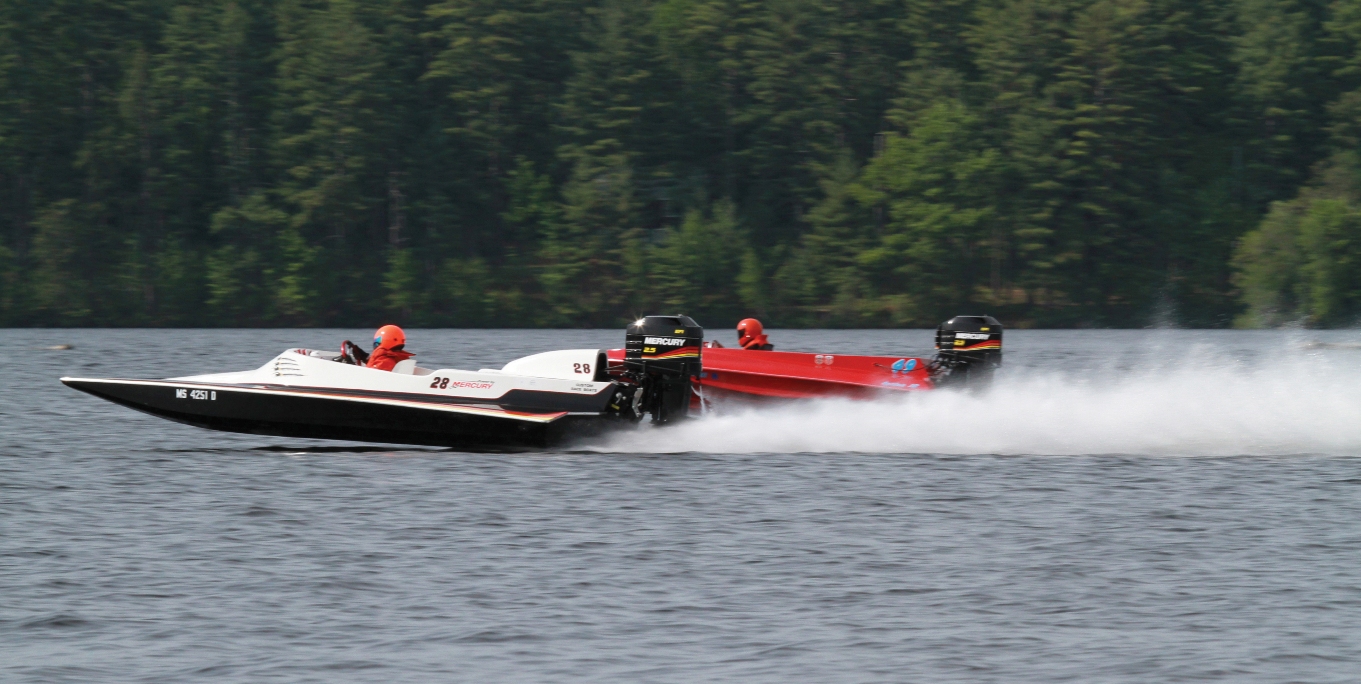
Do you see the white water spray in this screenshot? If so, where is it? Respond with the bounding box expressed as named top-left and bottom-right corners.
top-left (598, 338), bottom-right (1361, 456)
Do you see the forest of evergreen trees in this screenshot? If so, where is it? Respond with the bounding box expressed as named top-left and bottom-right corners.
top-left (3, 0), bottom-right (1361, 328)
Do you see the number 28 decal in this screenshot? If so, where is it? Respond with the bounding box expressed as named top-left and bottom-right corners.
top-left (573, 363), bottom-right (592, 375)
top-left (428, 378), bottom-right (496, 390)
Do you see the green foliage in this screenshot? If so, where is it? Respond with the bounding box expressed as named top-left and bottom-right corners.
top-left (537, 155), bottom-right (639, 326)
top-left (0, 242), bottom-right (16, 324)
top-left (431, 257), bottom-right (495, 325)
top-left (1, 0), bottom-right (1358, 328)
top-left (651, 199), bottom-right (750, 320)
top-left (1234, 154), bottom-right (1361, 327)
top-left (31, 200), bottom-right (107, 324)
top-left (853, 101), bottom-right (1000, 323)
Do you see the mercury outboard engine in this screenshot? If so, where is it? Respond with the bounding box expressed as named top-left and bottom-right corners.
top-left (932, 315), bottom-right (1003, 387)
top-left (619, 315), bottom-right (704, 423)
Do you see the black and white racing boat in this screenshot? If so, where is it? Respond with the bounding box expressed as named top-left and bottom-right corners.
top-left (62, 316), bottom-right (706, 449)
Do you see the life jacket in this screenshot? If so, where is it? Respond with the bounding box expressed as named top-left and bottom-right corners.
top-left (366, 346), bottom-right (415, 371)
top-left (740, 334), bottom-right (773, 351)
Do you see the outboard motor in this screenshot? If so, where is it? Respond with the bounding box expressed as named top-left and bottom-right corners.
top-left (621, 315), bottom-right (704, 423)
top-left (932, 315), bottom-right (1003, 387)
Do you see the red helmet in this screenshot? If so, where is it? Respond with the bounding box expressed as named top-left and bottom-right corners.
top-left (373, 324), bottom-right (406, 351)
top-left (737, 318), bottom-right (764, 347)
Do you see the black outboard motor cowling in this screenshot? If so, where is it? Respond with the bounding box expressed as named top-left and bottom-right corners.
top-left (933, 315), bottom-right (1003, 386)
top-left (622, 315), bottom-right (703, 423)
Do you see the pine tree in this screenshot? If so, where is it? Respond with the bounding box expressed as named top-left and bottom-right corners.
top-left (271, 0), bottom-right (391, 323)
top-left (538, 154), bottom-right (641, 326)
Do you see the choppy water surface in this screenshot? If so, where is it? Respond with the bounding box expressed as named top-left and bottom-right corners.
top-left (6, 328), bottom-right (1361, 682)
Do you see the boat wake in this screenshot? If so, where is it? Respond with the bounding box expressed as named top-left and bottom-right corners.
top-left (597, 350), bottom-right (1361, 456)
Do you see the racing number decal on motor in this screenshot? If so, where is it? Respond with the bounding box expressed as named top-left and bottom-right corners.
top-left (430, 377), bottom-right (451, 389)
top-left (572, 363), bottom-right (592, 375)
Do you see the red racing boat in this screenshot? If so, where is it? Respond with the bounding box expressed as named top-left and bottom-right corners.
top-left (606, 315), bottom-right (1003, 407)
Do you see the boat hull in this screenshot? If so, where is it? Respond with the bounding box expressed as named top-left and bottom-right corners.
top-left (606, 346), bottom-right (935, 402)
top-left (62, 378), bottom-right (612, 449)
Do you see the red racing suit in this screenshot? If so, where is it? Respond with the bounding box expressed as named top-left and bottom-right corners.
top-left (366, 347), bottom-right (415, 371)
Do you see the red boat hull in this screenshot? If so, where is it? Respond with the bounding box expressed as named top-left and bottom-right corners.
top-left (606, 346), bottom-right (934, 402)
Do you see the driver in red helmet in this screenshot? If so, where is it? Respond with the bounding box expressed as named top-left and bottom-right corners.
top-left (736, 318), bottom-right (774, 350)
top-left (366, 324), bottom-right (415, 371)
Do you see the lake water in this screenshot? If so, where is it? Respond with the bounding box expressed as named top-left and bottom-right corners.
top-left (6, 328), bottom-right (1361, 682)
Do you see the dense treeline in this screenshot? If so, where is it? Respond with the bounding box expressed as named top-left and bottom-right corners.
top-left (3, 0), bottom-right (1361, 328)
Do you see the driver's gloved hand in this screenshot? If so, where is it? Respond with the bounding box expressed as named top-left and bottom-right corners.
top-left (340, 340), bottom-right (370, 365)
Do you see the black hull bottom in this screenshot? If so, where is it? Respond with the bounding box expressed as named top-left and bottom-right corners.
top-left (63, 379), bottom-right (618, 450)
